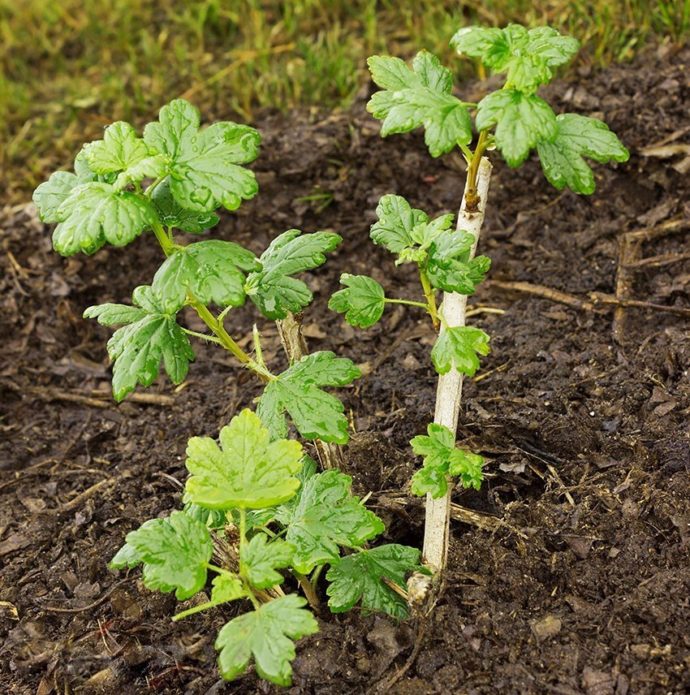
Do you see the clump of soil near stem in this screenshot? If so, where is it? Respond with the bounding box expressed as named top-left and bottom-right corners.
top-left (1, 44), bottom-right (689, 694)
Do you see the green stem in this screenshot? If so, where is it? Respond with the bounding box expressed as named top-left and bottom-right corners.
top-left (182, 328), bottom-right (224, 345)
top-left (152, 221), bottom-right (174, 256)
top-left (252, 324), bottom-right (267, 370)
top-left (419, 268), bottom-right (440, 330)
top-left (293, 571), bottom-right (320, 610)
top-left (384, 298), bottom-right (429, 309)
top-left (465, 130), bottom-right (490, 210)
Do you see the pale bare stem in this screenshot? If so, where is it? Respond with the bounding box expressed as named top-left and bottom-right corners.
top-left (275, 312), bottom-right (344, 470)
top-left (413, 157), bottom-right (493, 603)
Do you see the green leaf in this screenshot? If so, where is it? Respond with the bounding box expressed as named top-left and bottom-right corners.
top-left (369, 194), bottom-right (428, 254)
top-left (452, 24), bottom-right (579, 93)
top-left (367, 51), bottom-right (473, 156)
top-left (150, 179), bottom-right (219, 233)
top-left (84, 121), bottom-right (150, 174)
top-left (329, 274), bottom-right (386, 328)
top-left (51, 182), bottom-right (158, 256)
top-left (257, 352), bottom-right (360, 444)
top-left (425, 230), bottom-right (491, 294)
top-left (185, 408), bottom-right (303, 510)
top-left (537, 113), bottom-right (629, 194)
top-left (431, 326), bottom-right (490, 377)
top-left (109, 510), bottom-right (212, 600)
top-left (410, 423), bottom-right (485, 498)
top-left (33, 171), bottom-right (80, 223)
top-left (476, 89), bottom-right (557, 167)
top-left (245, 230), bottom-right (342, 320)
top-left (326, 544), bottom-right (422, 619)
top-left (215, 594), bottom-right (318, 686)
top-left (282, 470), bottom-right (384, 573)
top-left (241, 534), bottom-right (293, 589)
top-left (84, 285), bottom-right (194, 401)
top-left (152, 240), bottom-right (259, 313)
top-left (144, 99), bottom-right (261, 212)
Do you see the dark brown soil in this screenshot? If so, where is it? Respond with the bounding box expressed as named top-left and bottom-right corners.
top-left (1, 44), bottom-right (689, 695)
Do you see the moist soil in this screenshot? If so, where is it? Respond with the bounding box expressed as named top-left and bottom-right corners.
top-left (1, 44), bottom-right (689, 695)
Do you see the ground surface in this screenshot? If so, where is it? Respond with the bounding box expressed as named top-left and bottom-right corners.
top-left (1, 44), bottom-right (689, 694)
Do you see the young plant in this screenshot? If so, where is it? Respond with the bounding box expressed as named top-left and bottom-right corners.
top-left (331, 24), bottom-right (629, 595)
top-left (33, 100), bottom-right (423, 685)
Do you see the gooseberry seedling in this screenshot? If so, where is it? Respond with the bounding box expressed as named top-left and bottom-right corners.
top-left (331, 24), bottom-right (628, 595)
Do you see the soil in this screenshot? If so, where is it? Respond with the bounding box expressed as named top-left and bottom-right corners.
top-left (1, 43), bottom-right (689, 695)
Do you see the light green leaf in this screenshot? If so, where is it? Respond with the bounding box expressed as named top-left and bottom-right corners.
top-left (215, 594), bottom-right (318, 686)
top-left (476, 89), bottom-right (557, 167)
top-left (369, 194), bottom-right (428, 254)
top-left (241, 534), bottom-right (293, 589)
top-left (257, 352), bottom-right (360, 444)
top-left (425, 230), bottom-right (491, 294)
top-left (143, 99), bottom-right (260, 212)
top-left (51, 182), bottom-right (158, 256)
top-left (33, 171), bottom-right (80, 223)
top-left (152, 240), bottom-right (259, 312)
top-left (452, 24), bottom-right (579, 93)
top-left (410, 423), bottom-right (485, 498)
top-left (537, 113), bottom-right (629, 194)
top-left (185, 408), bottom-right (303, 510)
top-left (326, 544), bottom-right (422, 619)
top-left (84, 121), bottom-right (150, 174)
top-left (150, 178), bottom-right (219, 233)
top-left (245, 230), bottom-right (342, 320)
top-left (367, 51), bottom-right (472, 157)
top-left (282, 470), bottom-right (385, 573)
top-left (431, 325), bottom-right (490, 377)
top-left (329, 274), bottom-right (386, 328)
top-left (84, 285), bottom-right (194, 401)
top-left (109, 511), bottom-right (212, 600)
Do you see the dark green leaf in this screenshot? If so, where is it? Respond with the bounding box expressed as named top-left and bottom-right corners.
top-left (367, 51), bottom-right (472, 157)
top-left (431, 325), bottom-right (490, 376)
top-left (476, 89), bottom-right (557, 167)
top-left (109, 510), bottom-right (212, 600)
top-left (150, 179), bottom-right (220, 233)
top-left (185, 408), bottom-right (303, 510)
top-left (241, 534), bottom-right (293, 589)
top-left (329, 274), bottom-right (386, 328)
top-left (246, 230), bottom-right (342, 320)
top-left (257, 352), bottom-right (360, 444)
top-left (282, 470), bottom-right (384, 573)
top-left (215, 594), bottom-right (318, 686)
top-left (144, 99), bottom-right (260, 212)
top-left (84, 285), bottom-right (194, 401)
top-left (537, 113), bottom-right (629, 194)
top-left (369, 194), bottom-right (428, 254)
top-left (152, 240), bottom-right (259, 312)
top-left (426, 229), bottom-right (491, 294)
top-left (326, 544), bottom-right (422, 619)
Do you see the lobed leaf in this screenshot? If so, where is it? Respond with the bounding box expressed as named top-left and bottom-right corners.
top-left (185, 408), bottom-right (304, 510)
top-left (245, 230), bottom-right (342, 320)
top-left (109, 510), bottom-right (212, 600)
top-left (537, 113), bottom-right (629, 194)
top-left (240, 534), bottom-right (294, 589)
top-left (326, 544), bottom-right (422, 619)
top-left (215, 594), bottom-right (318, 686)
top-left (329, 274), bottom-right (386, 328)
top-left (369, 194), bottom-right (428, 254)
top-left (431, 325), bottom-right (490, 377)
top-left (150, 179), bottom-right (220, 233)
top-left (367, 51), bottom-right (472, 157)
top-left (257, 352), bottom-right (360, 444)
top-left (425, 229), bottom-right (491, 294)
top-left (282, 470), bottom-right (385, 573)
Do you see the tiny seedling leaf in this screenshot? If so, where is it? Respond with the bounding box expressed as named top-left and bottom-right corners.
top-left (282, 470), bottom-right (385, 573)
top-left (245, 230), bottom-right (342, 320)
top-left (476, 89), bottom-right (557, 167)
top-left (152, 240), bottom-right (259, 312)
top-left (109, 510), bottom-right (212, 600)
top-left (367, 51), bottom-right (473, 156)
top-left (257, 352), bottom-right (360, 444)
top-left (410, 423), bottom-right (485, 498)
top-left (431, 326), bottom-right (490, 377)
top-left (185, 408), bottom-right (303, 510)
top-left (51, 182), bottom-right (158, 256)
top-left (329, 274), bottom-right (386, 328)
top-left (240, 534), bottom-right (294, 589)
top-left (143, 99), bottom-right (260, 212)
top-left (537, 113), bottom-right (629, 194)
top-left (451, 24), bottom-right (579, 93)
top-left (84, 285), bottom-right (194, 401)
top-left (215, 594), bottom-right (318, 686)
top-left (326, 544), bottom-right (422, 619)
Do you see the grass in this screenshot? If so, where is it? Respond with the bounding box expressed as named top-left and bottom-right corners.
top-left (1, 0), bottom-right (688, 201)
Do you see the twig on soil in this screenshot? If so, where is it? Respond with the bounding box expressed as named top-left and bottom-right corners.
top-left (52, 478), bottom-right (117, 514)
top-left (39, 578), bottom-right (132, 613)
